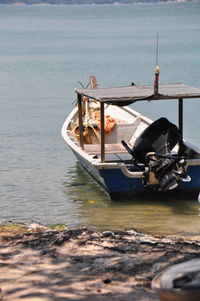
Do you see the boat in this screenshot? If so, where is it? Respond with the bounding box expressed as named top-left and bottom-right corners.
top-left (62, 73), bottom-right (200, 200)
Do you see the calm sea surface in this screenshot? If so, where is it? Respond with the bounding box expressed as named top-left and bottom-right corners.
top-left (1, 2), bottom-right (200, 236)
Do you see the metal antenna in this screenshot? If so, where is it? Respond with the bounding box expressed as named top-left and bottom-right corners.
top-left (156, 34), bottom-right (159, 67)
top-left (154, 34), bottom-right (160, 96)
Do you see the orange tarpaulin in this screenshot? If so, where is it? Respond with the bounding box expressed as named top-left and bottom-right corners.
top-left (95, 112), bottom-right (116, 134)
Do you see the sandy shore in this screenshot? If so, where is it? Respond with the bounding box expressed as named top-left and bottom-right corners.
top-left (1, 222), bottom-right (200, 301)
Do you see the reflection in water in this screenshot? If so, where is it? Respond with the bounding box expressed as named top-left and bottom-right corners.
top-left (63, 163), bottom-right (200, 237)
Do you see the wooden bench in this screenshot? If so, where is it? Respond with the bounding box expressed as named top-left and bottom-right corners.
top-left (84, 143), bottom-right (128, 155)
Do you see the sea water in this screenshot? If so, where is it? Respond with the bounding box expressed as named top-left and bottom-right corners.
top-left (0, 2), bottom-right (200, 236)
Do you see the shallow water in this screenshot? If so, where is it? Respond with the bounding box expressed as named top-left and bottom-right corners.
top-left (0, 2), bottom-right (200, 236)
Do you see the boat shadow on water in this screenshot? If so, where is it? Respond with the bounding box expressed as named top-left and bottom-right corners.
top-left (110, 190), bottom-right (200, 202)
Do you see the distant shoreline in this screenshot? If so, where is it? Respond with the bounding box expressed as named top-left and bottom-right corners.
top-left (0, 0), bottom-right (197, 5)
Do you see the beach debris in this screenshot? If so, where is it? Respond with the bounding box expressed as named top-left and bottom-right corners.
top-left (102, 231), bottom-right (115, 237)
top-left (73, 199), bottom-right (95, 203)
top-left (73, 199), bottom-right (84, 202)
top-left (87, 200), bottom-right (95, 204)
top-left (70, 183), bottom-right (85, 187)
top-left (71, 188), bottom-right (80, 192)
top-left (103, 278), bottom-right (112, 284)
top-left (26, 221), bottom-right (49, 231)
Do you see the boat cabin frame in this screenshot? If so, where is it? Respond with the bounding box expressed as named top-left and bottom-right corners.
top-left (75, 83), bottom-right (200, 163)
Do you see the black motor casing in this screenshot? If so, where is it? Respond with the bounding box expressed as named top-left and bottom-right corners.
top-left (132, 117), bottom-right (181, 164)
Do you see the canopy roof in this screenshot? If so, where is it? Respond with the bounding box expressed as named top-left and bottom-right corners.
top-left (75, 83), bottom-right (200, 105)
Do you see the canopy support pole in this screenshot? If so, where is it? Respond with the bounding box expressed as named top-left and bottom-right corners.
top-left (100, 102), bottom-right (105, 163)
top-left (178, 98), bottom-right (183, 139)
top-left (77, 93), bottom-right (84, 148)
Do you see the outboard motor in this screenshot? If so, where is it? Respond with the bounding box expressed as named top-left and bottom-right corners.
top-left (122, 117), bottom-right (190, 191)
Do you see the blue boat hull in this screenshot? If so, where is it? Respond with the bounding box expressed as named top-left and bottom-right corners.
top-left (98, 164), bottom-right (200, 200)
top-left (73, 144), bottom-right (200, 200)
top-left (72, 143), bottom-right (200, 200)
